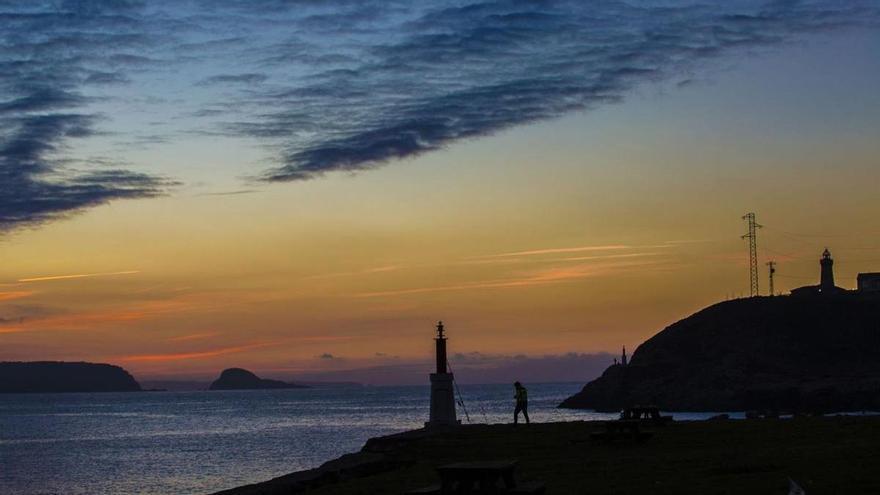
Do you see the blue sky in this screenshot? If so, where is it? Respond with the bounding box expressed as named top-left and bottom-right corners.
top-left (3, 0), bottom-right (879, 230)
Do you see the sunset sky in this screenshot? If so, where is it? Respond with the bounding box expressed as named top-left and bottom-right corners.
top-left (1, 1), bottom-right (879, 383)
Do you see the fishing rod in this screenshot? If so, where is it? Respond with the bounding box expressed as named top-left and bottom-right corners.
top-left (446, 359), bottom-right (472, 424)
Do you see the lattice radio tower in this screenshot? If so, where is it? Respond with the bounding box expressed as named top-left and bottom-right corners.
top-left (741, 213), bottom-right (762, 297)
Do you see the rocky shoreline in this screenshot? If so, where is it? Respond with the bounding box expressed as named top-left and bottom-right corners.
top-left (210, 428), bottom-right (437, 495)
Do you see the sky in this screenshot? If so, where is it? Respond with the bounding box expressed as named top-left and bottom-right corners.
top-left (1, 0), bottom-right (879, 384)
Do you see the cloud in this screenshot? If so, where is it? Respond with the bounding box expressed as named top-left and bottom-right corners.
top-left (1, 0), bottom-right (877, 230)
top-left (195, 189), bottom-right (259, 197)
top-left (355, 258), bottom-right (660, 297)
top-left (196, 73), bottom-right (268, 86)
top-left (290, 352), bottom-right (615, 386)
top-left (18, 270), bottom-right (140, 283)
top-left (0, 291), bottom-right (33, 301)
top-left (166, 332), bottom-right (219, 342)
top-left (0, 303), bottom-right (56, 328)
top-left (305, 264), bottom-right (401, 280)
top-left (242, 0), bottom-right (879, 181)
top-left (487, 245), bottom-right (632, 258)
top-left (118, 342), bottom-right (274, 363)
top-left (448, 352), bottom-right (616, 385)
top-left (0, 5), bottom-right (174, 232)
top-left (0, 112), bottom-right (175, 231)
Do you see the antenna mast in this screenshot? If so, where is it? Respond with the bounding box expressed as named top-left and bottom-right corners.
top-left (766, 260), bottom-right (776, 296)
top-left (741, 213), bottom-right (762, 297)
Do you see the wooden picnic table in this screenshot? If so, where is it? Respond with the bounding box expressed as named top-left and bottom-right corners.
top-left (405, 460), bottom-right (545, 495)
top-left (589, 419), bottom-right (654, 443)
top-left (436, 460), bottom-right (518, 494)
top-left (621, 406), bottom-right (674, 424)
top-left (603, 419), bottom-right (642, 434)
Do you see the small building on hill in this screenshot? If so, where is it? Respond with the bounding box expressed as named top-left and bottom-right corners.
top-left (858, 273), bottom-right (880, 293)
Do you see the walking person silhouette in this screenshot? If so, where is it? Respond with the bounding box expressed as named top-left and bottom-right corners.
top-left (513, 381), bottom-right (530, 425)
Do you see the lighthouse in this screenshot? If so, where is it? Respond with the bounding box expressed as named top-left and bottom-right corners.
top-left (426, 321), bottom-right (460, 428)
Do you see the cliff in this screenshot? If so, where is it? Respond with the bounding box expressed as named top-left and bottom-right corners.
top-left (559, 295), bottom-right (880, 412)
top-left (209, 368), bottom-right (307, 390)
top-left (0, 361), bottom-right (142, 393)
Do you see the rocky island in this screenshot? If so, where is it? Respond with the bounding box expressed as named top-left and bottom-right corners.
top-left (209, 368), bottom-right (308, 390)
top-left (0, 361), bottom-right (142, 393)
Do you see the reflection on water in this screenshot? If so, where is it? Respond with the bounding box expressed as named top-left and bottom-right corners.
top-left (0, 382), bottom-right (715, 495)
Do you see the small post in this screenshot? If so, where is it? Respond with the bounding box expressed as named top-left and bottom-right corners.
top-left (766, 260), bottom-right (776, 296)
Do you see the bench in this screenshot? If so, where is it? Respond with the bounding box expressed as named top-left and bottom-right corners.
top-left (406, 481), bottom-right (545, 495)
top-left (590, 419), bottom-right (654, 443)
top-left (405, 484), bottom-right (441, 495)
top-left (406, 460), bottom-right (546, 494)
top-left (509, 480), bottom-right (547, 494)
top-left (620, 406), bottom-right (674, 425)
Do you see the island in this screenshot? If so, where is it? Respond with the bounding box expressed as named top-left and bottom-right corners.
top-left (0, 361), bottom-right (142, 393)
top-left (208, 368), bottom-right (308, 390)
top-left (559, 293), bottom-right (880, 412)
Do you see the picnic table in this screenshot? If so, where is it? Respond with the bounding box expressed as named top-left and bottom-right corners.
top-left (590, 419), bottom-right (654, 443)
top-left (406, 460), bottom-right (545, 494)
top-left (603, 419), bottom-right (642, 434)
top-left (620, 406), bottom-right (674, 424)
top-left (438, 460), bottom-right (518, 493)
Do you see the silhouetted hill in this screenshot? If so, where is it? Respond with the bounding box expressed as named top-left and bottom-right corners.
top-left (0, 361), bottom-right (141, 393)
top-left (209, 368), bottom-right (308, 390)
top-left (560, 295), bottom-right (880, 412)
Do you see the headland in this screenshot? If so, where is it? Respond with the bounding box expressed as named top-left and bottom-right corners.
top-left (559, 294), bottom-right (880, 412)
top-left (0, 361), bottom-right (141, 393)
top-left (211, 416), bottom-right (880, 494)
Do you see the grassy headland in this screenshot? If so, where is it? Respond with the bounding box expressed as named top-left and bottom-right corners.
top-left (215, 416), bottom-right (880, 494)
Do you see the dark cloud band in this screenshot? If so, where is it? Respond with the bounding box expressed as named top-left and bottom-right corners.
top-left (1, 0), bottom-right (877, 230)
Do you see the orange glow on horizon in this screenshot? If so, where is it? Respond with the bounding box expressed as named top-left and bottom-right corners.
top-left (17, 271), bottom-right (140, 283)
top-left (117, 342), bottom-right (276, 362)
top-left (0, 291), bottom-right (33, 301)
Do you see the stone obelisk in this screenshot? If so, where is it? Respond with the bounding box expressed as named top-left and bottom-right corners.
top-left (426, 321), bottom-right (459, 428)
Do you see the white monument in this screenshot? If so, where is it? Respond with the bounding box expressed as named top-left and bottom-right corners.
top-left (426, 321), bottom-right (460, 428)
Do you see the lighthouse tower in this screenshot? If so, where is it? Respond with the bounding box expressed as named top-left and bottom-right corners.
top-left (426, 321), bottom-right (459, 428)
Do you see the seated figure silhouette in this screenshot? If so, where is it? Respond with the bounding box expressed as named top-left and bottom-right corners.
top-left (513, 381), bottom-right (530, 425)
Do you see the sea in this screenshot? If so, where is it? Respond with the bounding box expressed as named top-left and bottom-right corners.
top-left (0, 383), bottom-right (732, 495)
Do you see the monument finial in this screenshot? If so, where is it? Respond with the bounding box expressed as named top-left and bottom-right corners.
top-left (437, 320), bottom-right (445, 339)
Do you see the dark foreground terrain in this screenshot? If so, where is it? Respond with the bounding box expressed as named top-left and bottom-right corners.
top-left (215, 416), bottom-right (880, 495)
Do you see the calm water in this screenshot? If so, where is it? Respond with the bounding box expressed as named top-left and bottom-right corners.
top-left (0, 383), bottom-right (723, 495)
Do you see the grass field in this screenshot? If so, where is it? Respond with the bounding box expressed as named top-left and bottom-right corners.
top-left (221, 416), bottom-right (880, 494)
top-left (309, 417), bottom-right (880, 495)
